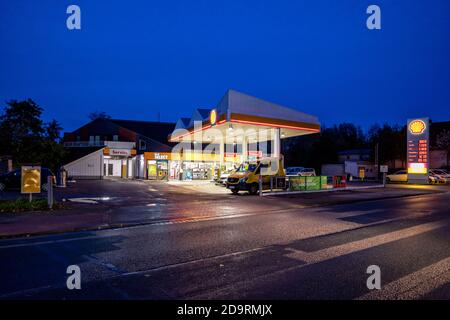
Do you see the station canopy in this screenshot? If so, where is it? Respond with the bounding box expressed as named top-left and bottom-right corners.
top-left (169, 89), bottom-right (320, 144)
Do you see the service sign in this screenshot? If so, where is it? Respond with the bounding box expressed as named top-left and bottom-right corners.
top-left (21, 166), bottom-right (41, 194)
top-left (110, 149), bottom-right (131, 157)
top-left (407, 118), bottom-right (429, 184)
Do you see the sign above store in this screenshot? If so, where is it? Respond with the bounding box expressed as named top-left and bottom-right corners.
top-left (407, 118), bottom-right (429, 184)
top-left (145, 152), bottom-right (171, 160)
top-left (103, 148), bottom-right (135, 157)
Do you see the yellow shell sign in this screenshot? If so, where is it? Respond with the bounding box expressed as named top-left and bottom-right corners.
top-left (409, 120), bottom-right (426, 134)
top-left (21, 166), bottom-right (41, 194)
top-left (210, 109), bottom-right (217, 125)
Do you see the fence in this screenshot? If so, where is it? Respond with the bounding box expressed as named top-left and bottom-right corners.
top-left (261, 175), bottom-right (348, 195)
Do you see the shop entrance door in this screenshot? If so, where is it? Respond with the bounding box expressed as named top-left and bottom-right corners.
top-left (157, 160), bottom-right (168, 181)
top-left (121, 163), bottom-right (127, 178)
top-left (108, 164), bottom-right (113, 176)
top-left (148, 161), bottom-right (157, 180)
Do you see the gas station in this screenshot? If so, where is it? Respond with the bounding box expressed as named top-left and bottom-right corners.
top-left (168, 90), bottom-right (321, 180)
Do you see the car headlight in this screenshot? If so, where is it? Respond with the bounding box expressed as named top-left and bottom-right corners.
top-left (239, 177), bottom-right (248, 183)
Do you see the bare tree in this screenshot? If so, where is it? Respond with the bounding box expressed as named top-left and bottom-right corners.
top-left (436, 129), bottom-right (450, 152)
top-left (88, 111), bottom-right (111, 121)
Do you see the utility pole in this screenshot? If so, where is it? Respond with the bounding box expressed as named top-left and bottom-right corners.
top-left (375, 142), bottom-right (379, 181)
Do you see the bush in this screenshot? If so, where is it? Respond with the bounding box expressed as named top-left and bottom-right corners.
top-left (0, 198), bottom-right (54, 213)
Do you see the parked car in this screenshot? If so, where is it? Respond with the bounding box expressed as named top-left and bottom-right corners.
top-left (429, 169), bottom-right (449, 184)
top-left (0, 168), bottom-right (56, 192)
top-left (285, 167), bottom-right (304, 176)
top-left (386, 169), bottom-right (448, 184)
top-left (217, 170), bottom-right (235, 186)
top-left (299, 168), bottom-right (316, 176)
top-left (386, 170), bottom-right (408, 183)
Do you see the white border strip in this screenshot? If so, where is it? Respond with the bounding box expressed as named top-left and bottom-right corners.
top-left (261, 184), bottom-right (385, 196)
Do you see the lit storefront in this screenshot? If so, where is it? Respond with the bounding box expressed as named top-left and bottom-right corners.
top-left (168, 89), bottom-right (321, 180)
top-left (144, 152), bottom-right (171, 180)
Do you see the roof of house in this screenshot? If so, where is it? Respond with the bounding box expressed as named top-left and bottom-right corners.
top-left (109, 119), bottom-right (175, 145)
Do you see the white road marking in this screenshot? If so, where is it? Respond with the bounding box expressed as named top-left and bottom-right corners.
top-left (66, 197), bottom-right (115, 204)
top-left (188, 219), bottom-right (450, 298)
top-left (262, 184), bottom-right (386, 196)
top-left (357, 256), bottom-right (450, 300)
top-left (285, 219), bottom-right (449, 264)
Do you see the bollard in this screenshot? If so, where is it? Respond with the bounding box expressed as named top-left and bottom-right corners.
top-left (259, 175), bottom-right (263, 197)
top-left (62, 170), bottom-right (67, 187)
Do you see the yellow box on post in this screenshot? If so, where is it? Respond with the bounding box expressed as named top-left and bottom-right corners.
top-left (21, 166), bottom-right (41, 195)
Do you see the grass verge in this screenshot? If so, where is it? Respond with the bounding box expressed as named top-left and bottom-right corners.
top-left (0, 198), bottom-right (63, 213)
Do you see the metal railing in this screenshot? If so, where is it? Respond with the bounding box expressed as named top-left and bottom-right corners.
top-left (260, 175), bottom-right (347, 196)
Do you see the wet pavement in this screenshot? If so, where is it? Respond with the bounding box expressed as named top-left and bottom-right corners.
top-left (0, 178), bottom-right (441, 237)
top-left (0, 179), bottom-right (449, 299)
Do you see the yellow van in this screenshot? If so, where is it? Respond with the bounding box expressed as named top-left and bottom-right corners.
top-left (226, 158), bottom-right (286, 195)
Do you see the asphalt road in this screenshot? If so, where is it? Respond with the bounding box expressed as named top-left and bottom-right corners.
top-left (0, 181), bottom-right (449, 300)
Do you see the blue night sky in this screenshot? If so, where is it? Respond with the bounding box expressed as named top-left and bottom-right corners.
top-left (1, 0), bottom-right (449, 132)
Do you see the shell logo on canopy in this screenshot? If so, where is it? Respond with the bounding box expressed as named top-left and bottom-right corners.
top-left (209, 109), bottom-right (217, 125)
top-left (409, 119), bottom-right (426, 135)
